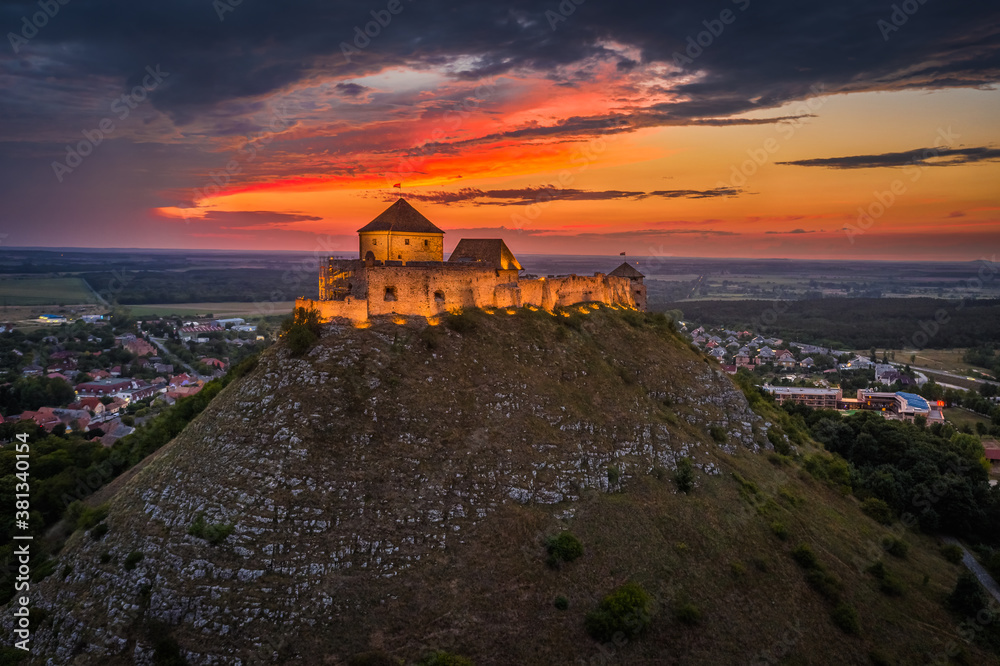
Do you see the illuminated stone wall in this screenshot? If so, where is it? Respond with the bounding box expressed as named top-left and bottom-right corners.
top-left (358, 231), bottom-right (444, 263)
top-left (299, 263), bottom-right (641, 322)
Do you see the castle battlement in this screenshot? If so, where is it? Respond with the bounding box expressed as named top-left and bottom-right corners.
top-left (296, 199), bottom-right (646, 322)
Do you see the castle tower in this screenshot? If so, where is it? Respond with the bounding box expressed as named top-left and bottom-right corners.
top-left (357, 198), bottom-right (445, 263)
top-left (609, 262), bottom-right (647, 311)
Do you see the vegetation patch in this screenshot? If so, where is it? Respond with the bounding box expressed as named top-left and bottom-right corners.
top-left (830, 603), bottom-right (860, 634)
top-left (674, 457), bottom-right (694, 493)
top-left (867, 561), bottom-right (904, 596)
top-left (188, 512), bottom-right (236, 546)
top-left (282, 306), bottom-right (322, 357)
top-left (584, 582), bottom-right (654, 642)
top-left (123, 551), bottom-right (144, 571)
top-left (861, 498), bottom-right (894, 525)
top-left (545, 532), bottom-right (584, 567)
top-left (940, 544), bottom-right (964, 564)
top-left (881, 536), bottom-right (908, 559)
top-left (674, 602), bottom-right (702, 625)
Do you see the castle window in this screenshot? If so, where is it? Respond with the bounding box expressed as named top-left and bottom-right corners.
top-left (384, 287), bottom-right (397, 301)
top-left (372, 239), bottom-right (377, 245)
top-left (424, 240), bottom-right (429, 247)
top-left (405, 238), bottom-right (410, 245)
top-left (434, 290), bottom-right (445, 303)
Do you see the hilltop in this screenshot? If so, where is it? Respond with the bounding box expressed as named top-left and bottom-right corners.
top-left (6, 306), bottom-right (997, 664)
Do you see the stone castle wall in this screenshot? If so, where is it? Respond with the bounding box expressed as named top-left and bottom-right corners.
top-left (298, 262), bottom-right (640, 322)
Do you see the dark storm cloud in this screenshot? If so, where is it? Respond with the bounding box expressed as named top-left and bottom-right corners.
top-left (2, 0), bottom-right (997, 132)
top-left (179, 211), bottom-right (323, 229)
top-left (777, 146), bottom-right (1000, 169)
top-left (384, 186), bottom-right (739, 205)
top-left (335, 82), bottom-right (369, 97)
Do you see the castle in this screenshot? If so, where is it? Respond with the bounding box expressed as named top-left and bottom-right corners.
top-left (295, 198), bottom-right (646, 322)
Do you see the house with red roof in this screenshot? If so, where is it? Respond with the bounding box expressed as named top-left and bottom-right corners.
top-left (69, 397), bottom-right (106, 417)
top-left (169, 373), bottom-right (197, 387)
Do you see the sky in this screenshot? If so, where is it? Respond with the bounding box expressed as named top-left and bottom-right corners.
top-left (1, 0), bottom-right (999, 260)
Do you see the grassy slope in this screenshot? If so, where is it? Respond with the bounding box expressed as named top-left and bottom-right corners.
top-left (297, 440), bottom-right (987, 665)
top-left (263, 310), bottom-right (994, 664)
top-left (16, 306), bottom-right (998, 665)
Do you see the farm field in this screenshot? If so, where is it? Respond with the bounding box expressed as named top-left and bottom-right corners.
top-left (127, 301), bottom-right (296, 318)
top-left (945, 407), bottom-right (993, 431)
top-left (0, 276), bottom-right (97, 305)
top-left (851, 349), bottom-right (993, 376)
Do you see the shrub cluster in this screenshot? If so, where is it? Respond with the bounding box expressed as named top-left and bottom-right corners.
top-left (546, 532), bottom-right (584, 567)
top-left (867, 561), bottom-right (905, 596)
top-left (188, 513), bottom-right (235, 546)
top-left (674, 458), bottom-right (694, 494)
top-left (584, 582), bottom-right (654, 642)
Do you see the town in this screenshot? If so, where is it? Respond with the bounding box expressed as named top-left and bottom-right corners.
top-left (682, 322), bottom-right (1000, 481)
top-left (0, 313), bottom-right (270, 446)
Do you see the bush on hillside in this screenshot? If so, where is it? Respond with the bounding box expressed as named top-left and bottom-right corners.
top-left (584, 582), bottom-right (654, 642)
top-left (674, 458), bottom-right (694, 493)
top-left (282, 307), bottom-right (322, 356)
top-left (882, 536), bottom-right (909, 559)
top-left (830, 603), bottom-right (860, 634)
top-left (791, 543), bottom-right (818, 569)
top-left (188, 513), bottom-right (235, 546)
top-left (862, 498), bottom-right (894, 525)
top-left (940, 544), bottom-right (964, 564)
top-left (546, 532), bottom-right (584, 567)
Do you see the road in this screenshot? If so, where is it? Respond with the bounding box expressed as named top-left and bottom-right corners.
top-left (148, 336), bottom-right (205, 380)
top-left (685, 275), bottom-right (705, 300)
top-left (909, 365), bottom-right (1000, 388)
top-left (942, 537), bottom-right (1000, 606)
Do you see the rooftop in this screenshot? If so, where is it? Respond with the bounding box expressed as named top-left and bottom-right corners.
top-left (609, 262), bottom-right (645, 279)
top-left (448, 238), bottom-right (522, 270)
top-left (357, 198), bottom-right (445, 235)
top-left (896, 392), bottom-right (930, 411)
top-left (764, 385), bottom-right (841, 396)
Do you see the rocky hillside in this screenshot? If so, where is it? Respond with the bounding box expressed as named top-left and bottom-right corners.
top-left (7, 306), bottom-right (995, 664)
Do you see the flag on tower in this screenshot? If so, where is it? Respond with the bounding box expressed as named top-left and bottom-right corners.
top-left (620, 252), bottom-right (626, 256)
top-left (393, 183), bottom-right (401, 189)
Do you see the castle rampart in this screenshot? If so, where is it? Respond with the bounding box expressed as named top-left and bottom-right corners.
top-left (295, 199), bottom-right (646, 323)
